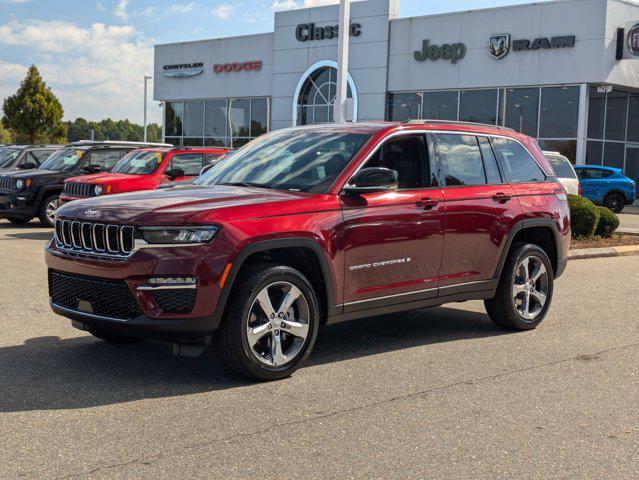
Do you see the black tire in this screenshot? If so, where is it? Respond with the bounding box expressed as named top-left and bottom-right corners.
top-left (89, 329), bottom-right (143, 344)
top-left (214, 263), bottom-right (320, 381)
top-left (38, 194), bottom-right (60, 227)
top-left (485, 243), bottom-right (554, 331)
top-left (5, 216), bottom-right (32, 224)
top-left (603, 193), bottom-right (625, 213)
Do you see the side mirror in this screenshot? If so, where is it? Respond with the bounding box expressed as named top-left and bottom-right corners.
top-left (19, 162), bottom-right (37, 170)
top-left (342, 167), bottom-right (399, 195)
top-left (165, 168), bottom-right (185, 180)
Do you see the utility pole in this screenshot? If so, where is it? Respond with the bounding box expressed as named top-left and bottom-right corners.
top-left (143, 75), bottom-right (152, 142)
top-left (333, 0), bottom-right (350, 123)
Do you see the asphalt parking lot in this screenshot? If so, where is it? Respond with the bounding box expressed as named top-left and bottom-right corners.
top-left (1, 220), bottom-right (638, 479)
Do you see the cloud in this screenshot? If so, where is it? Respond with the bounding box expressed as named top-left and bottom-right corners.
top-left (0, 19), bottom-right (161, 124)
top-left (212, 4), bottom-right (234, 19)
top-left (169, 2), bottom-right (198, 13)
top-left (272, 0), bottom-right (340, 10)
top-left (114, 0), bottom-right (130, 21)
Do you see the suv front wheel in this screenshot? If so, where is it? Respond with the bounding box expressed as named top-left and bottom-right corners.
top-left (485, 243), bottom-right (554, 330)
top-left (215, 264), bottom-right (320, 381)
top-left (38, 194), bottom-right (60, 227)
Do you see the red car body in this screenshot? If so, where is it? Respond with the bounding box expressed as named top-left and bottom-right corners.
top-left (59, 147), bottom-right (230, 205)
top-left (46, 122), bottom-right (570, 344)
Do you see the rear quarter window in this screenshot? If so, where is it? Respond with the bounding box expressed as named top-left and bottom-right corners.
top-left (492, 137), bottom-right (546, 183)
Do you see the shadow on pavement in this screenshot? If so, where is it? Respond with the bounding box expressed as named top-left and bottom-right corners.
top-left (4, 231), bottom-right (53, 241)
top-left (0, 306), bottom-right (505, 413)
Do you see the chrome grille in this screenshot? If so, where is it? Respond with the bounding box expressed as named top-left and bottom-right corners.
top-left (63, 182), bottom-right (95, 198)
top-left (55, 218), bottom-right (135, 257)
top-left (0, 176), bottom-right (12, 192)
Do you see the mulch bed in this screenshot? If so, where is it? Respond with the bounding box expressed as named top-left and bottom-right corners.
top-left (570, 234), bottom-right (639, 249)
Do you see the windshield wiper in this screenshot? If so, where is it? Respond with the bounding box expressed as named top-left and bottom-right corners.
top-left (217, 182), bottom-right (271, 189)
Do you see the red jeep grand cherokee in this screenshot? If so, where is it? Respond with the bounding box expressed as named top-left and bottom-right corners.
top-left (46, 121), bottom-right (570, 380)
top-left (59, 147), bottom-right (229, 204)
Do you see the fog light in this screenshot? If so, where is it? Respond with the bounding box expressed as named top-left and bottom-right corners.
top-left (148, 277), bottom-right (197, 285)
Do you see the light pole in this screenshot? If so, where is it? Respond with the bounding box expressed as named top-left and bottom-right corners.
top-left (333, 0), bottom-right (350, 123)
top-left (143, 75), bottom-right (152, 142)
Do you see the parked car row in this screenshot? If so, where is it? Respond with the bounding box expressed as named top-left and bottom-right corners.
top-left (0, 141), bottom-right (230, 226)
top-left (542, 150), bottom-right (636, 213)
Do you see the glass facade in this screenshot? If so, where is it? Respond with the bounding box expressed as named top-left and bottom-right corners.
top-left (165, 97), bottom-right (270, 148)
top-left (387, 86), bottom-right (581, 162)
top-left (585, 87), bottom-right (639, 187)
top-left (296, 66), bottom-right (352, 125)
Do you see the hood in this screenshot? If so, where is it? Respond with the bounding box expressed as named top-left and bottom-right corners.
top-left (1, 169), bottom-right (59, 180)
top-left (55, 184), bottom-right (315, 224)
top-left (66, 172), bottom-right (136, 185)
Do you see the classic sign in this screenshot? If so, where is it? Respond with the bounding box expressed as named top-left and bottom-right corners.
top-left (414, 40), bottom-right (466, 64)
top-left (295, 22), bottom-right (361, 42)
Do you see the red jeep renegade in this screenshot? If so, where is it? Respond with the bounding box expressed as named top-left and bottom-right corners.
top-left (59, 147), bottom-right (229, 204)
top-left (46, 121), bottom-right (570, 381)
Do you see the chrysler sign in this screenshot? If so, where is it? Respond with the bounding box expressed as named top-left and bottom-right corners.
top-left (162, 62), bottom-right (204, 78)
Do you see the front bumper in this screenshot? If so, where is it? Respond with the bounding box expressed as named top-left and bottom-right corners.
top-left (0, 193), bottom-right (37, 217)
top-left (45, 238), bottom-right (235, 341)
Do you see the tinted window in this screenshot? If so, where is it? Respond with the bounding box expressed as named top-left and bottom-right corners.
top-left (31, 149), bottom-right (56, 162)
top-left (251, 98), bottom-right (268, 137)
top-left (87, 150), bottom-right (124, 170)
top-left (435, 134), bottom-right (486, 186)
top-left (492, 137), bottom-right (545, 183)
top-left (459, 89), bottom-right (498, 125)
top-left (587, 86), bottom-right (605, 139)
top-left (386, 92), bottom-right (422, 121)
top-left (539, 86), bottom-right (579, 138)
top-left (205, 99), bottom-right (228, 139)
top-left (586, 141), bottom-right (603, 165)
top-left (605, 90), bottom-right (628, 141)
top-left (204, 153), bottom-right (224, 165)
top-left (112, 151), bottom-right (163, 175)
top-left (40, 148), bottom-right (83, 172)
top-left (171, 153), bottom-right (204, 176)
top-left (197, 131), bottom-right (371, 194)
top-left (537, 140), bottom-right (577, 163)
top-left (603, 142), bottom-right (624, 170)
top-left (165, 102), bottom-right (184, 136)
top-left (628, 94), bottom-right (639, 143)
top-left (0, 148), bottom-right (21, 167)
top-left (584, 168), bottom-right (613, 179)
top-left (423, 91), bottom-right (458, 120)
top-left (501, 87), bottom-right (539, 137)
top-left (230, 98), bottom-right (251, 139)
top-left (545, 155), bottom-right (576, 179)
top-left (365, 135), bottom-right (427, 189)
top-left (478, 137), bottom-right (502, 184)
top-left (184, 101), bottom-right (204, 137)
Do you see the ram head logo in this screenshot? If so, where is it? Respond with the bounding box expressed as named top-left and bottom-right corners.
top-left (489, 34), bottom-right (510, 59)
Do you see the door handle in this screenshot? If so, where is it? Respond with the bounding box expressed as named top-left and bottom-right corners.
top-left (492, 192), bottom-right (512, 203)
top-left (416, 198), bottom-right (439, 210)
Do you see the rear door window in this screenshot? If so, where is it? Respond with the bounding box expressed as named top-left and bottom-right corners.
top-left (434, 134), bottom-right (487, 186)
top-left (86, 150), bottom-right (125, 171)
top-left (170, 153), bottom-right (204, 176)
top-left (585, 168), bottom-right (612, 179)
top-left (492, 137), bottom-right (546, 183)
top-left (546, 155), bottom-right (577, 179)
top-left (30, 149), bottom-right (56, 163)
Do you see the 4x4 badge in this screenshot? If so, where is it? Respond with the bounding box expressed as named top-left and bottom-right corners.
top-left (489, 34), bottom-right (510, 59)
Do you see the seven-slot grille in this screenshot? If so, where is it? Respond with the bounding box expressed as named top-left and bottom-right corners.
top-left (63, 182), bottom-right (95, 198)
top-left (55, 218), bottom-right (135, 256)
top-left (0, 176), bottom-right (12, 192)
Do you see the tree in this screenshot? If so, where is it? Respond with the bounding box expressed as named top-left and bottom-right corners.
top-left (64, 118), bottom-right (162, 143)
top-left (2, 65), bottom-right (66, 144)
top-left (0, 123), bottom-right (12, 144)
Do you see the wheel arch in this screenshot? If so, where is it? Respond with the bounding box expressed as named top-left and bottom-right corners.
top-left (214, 238), bottom-right (340, 326)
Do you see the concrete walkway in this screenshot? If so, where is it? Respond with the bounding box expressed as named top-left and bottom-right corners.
top-left (619, 206), bottom-right (639, 235)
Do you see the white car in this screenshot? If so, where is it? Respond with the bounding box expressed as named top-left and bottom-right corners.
top-left (543, 151), bottom-right (580, 195)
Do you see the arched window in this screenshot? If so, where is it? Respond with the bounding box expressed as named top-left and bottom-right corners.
top-left (293, 61), bottom-right (357, 126)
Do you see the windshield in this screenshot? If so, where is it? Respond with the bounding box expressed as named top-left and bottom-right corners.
top-left (546, 155), bottom-right (577, 179)
top-left (112, 150), bottom-right (163, 175)
top-left (39, 148), bottom-right (83, 172)
top-left (195, 130), bottom-right (371, 193)
top-left (0, 148), bottom-right (21, 168)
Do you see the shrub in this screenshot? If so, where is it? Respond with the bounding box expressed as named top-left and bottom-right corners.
top-left (594, 206), bottom-right (619, 238)
top-left (568, 194), bottom-right (600, 237)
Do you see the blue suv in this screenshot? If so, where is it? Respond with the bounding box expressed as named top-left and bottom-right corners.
top-left (574, 165), bottom-right (637, 213)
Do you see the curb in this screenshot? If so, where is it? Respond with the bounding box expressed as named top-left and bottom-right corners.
top-left (617, 229), bottom-right (639, 236)
top-left (569, 244), bottom-right (639, 260)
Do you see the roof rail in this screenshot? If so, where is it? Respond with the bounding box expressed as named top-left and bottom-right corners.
top-left (403, 119), bottom-right (515, 132)
top-left (69, 140), bottom-right (173, 147)
top-left (169, 146), bottom-right (232, 152)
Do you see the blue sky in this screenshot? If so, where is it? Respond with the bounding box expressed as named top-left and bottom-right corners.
top-left (0, 0), bottom-right (552, 124)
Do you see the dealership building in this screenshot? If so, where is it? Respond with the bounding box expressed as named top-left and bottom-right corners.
top-left (154, 0), bottom-right (639, 181)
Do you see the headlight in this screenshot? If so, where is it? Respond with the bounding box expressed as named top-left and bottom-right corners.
top-left (94, 185), bottom-right (103, 196)
top-left (139, 226), bottom-right (219, 244)
top-left (15, 179), bottom-right (25, 190)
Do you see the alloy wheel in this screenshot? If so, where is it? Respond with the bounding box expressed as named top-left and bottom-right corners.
top-left (45, 198), bottom-right (59, 224)
top-left (605, 194), bottom-right (623, 213)
top-left (246, 281), bottom-right (310, 367)
top-left (512, 255), bottom-right (549, 322)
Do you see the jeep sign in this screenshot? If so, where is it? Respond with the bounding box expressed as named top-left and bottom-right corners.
top-left (414, 40), bottom-right (466, 64)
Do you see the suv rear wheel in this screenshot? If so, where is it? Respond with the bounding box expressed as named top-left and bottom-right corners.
top-left (215, 263), bottom-right (320, 381)
top-left (38, 194), bottom-right (60, 227)
top-left (485, 243), bottom-right (554, 330)
top-left (603, 192), bottom-right (625, 213)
